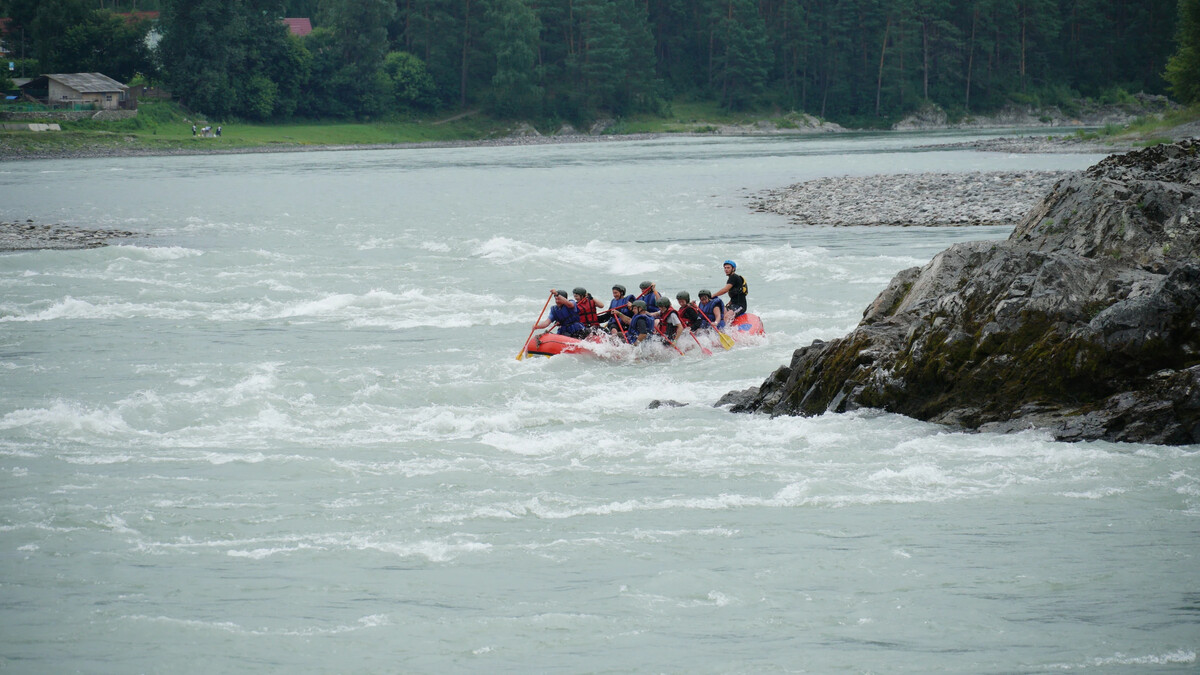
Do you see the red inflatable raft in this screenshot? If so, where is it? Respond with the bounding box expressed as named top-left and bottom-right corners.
top-left (520, 314), bottom-right (765, 357)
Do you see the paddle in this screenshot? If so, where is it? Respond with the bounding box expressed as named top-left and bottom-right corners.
top-left (653, 314), bottom-right (686, 356)
top-left (516, 291), bottom-right (555, 361)
top-left (660, 331), bottom-right (685, 356)
top-left (688, 329), bottom-right (713, 356)
top-left (695, 303), bottom-right (734, 350)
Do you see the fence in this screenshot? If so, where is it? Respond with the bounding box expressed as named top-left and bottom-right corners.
top-left (0, 102), bottom-right (99, 112)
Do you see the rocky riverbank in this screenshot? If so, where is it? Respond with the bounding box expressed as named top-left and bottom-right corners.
top-left (750, 171), bottom-right (1073, 227)
top-left (0, 220), bottom-right (140, 251)
top-left (722, 140), bottom-right (1200, 446)
top-left (892, 95), bottom-right (1178, 131)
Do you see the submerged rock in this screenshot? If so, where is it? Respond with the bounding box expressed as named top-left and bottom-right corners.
top-left (648, 399), bottom-right (687, 409)
top-left (728, 140), bottom-right (1200, 445)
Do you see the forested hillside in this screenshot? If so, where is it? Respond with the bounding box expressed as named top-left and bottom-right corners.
top-left (1, 0), bottom-right (1190, 125)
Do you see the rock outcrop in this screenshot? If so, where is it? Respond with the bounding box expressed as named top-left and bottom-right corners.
top-left (892, 94), bottom-right (1178, 131)
top-left (0, 220), bottom-right (140, 250)
top-left (750, 171), bottom-right (1070, 227)
top-left (725, 140), bottom-right (1200, 445)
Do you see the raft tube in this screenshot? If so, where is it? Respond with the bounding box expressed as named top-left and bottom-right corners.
top-left (730, 313), bottom-right (765, 337)
top-left (522, 332), bottom-right (602, 357)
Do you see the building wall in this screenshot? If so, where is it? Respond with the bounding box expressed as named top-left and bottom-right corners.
top-left (48, 79), bottom-right (78, 103)
top-left (82, 92), bottom-right (121, 110)
top-left (47, 81), bottom-right (124, 109)
top-left (0, 110), bottom-right (137, 121)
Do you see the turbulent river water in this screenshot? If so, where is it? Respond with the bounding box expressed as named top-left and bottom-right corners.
top-left (1, 133), bottom-right (1197, 673)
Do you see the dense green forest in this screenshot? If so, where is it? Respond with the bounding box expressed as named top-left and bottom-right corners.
top-left (2, 0), bottom-right (1198, 125)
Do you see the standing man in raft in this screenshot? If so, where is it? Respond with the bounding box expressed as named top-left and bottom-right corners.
top-left (713, 260), bottom-right (747, 319)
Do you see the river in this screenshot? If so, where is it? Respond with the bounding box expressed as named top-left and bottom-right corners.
top-left (1, 133), bottom-right (1197, 673)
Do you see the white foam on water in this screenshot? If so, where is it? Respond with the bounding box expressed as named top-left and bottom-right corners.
top-left (0, 296), bottom-right (201, 322)
top-left (0, 399), bottom-right (139, 438)
top-left (124, 613), bottom-right (392, 637)
top-left (1042, 649), bottom-right (1197, 670)
top-left (100, 514), bottom-right (140, 535)
top-left (471, 236), bottom-right (665, 276)
top-left (345, 533), bottom-right (492, 562)
top-left (226, 543), bottom-right (317, 559)
top-left (106, 245), bottom-right (204, 260)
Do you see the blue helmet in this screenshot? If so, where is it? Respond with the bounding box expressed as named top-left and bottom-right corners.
top-left (724, 260), bottom-right (736, 269)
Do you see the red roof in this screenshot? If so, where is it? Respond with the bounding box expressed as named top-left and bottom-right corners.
top-left (117, 11), bottom-right (159, 24)
top-left (283, 18), bottom-right (312, 37)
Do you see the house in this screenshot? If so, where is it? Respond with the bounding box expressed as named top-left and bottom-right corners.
top-left (21, 73), bottom-right (129, 109)
top-left (116, 11), bottom-right (159, 24)
top-left (283, 18), bottom-right (312, 37)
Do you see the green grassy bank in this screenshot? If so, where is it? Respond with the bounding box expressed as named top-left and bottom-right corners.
top-left (0, 100), bottom-right (837, 157)
top-left (1, 100), bottom-right (1197, 158)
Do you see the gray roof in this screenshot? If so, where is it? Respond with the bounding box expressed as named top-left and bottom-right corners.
top-left (45, 73), bottom-right (127, 93)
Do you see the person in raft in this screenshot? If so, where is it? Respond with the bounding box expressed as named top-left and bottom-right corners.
top-left (674, 291), bottom-right (706, 333)
top-left (697, 289), bottom-right (725, 330)
top-left (535, 289), bottom-right (585, 338)
top-left (572, 287), bottom-right (602, 334)
top-left (653, 297), bottom-right (683, 342)
top-left (611, 300), bottom-right (655, 343)
top-left (602, 284), bottom-right (635, 330)
top-left (713, 260), bottom-right (747, 319)
top-left (634, 281), bottom-right (660, 316)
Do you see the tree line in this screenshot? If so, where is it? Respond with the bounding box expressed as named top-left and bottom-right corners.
top-left (2, 0), bottom-right (1198, 124)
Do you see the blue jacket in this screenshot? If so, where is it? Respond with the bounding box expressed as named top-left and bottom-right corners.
top-left (700, 298), bottom-right (725, 326)
top-left (550, 302), bottom-right (584, 335)
top-left (624, 313), bottom-right (655, 343)
top-left (609, 295), bottom-right (635, 315)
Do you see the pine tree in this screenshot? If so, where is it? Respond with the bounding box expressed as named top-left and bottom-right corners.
top-left (403, 0), bottom-right (460, 104)
top-left (1166, 0), bottom-right (1200, 103)
top-left (714, 0), bottom-right (770, 109)
top-left (484, 0), bottom-right (542, 116)
top-left (320, 0), bottom-right (396, 116)
top-left (158, 0), bottom-right (241, 117)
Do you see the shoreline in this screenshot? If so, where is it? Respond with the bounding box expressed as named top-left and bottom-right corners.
top-left (0, 131), bottom-right (681, 162)
top-left (750, 170), bottom-right (1076, 227)
top-left (0, 125), bottom-right (1137, 163)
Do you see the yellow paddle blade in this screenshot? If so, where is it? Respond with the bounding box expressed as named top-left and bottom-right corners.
top-left (717, 332), bottom-right (734, 350)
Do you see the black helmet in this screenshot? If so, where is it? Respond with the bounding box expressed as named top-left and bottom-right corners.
top-left (572, 287), bottom-right (587, 297)
top-left (676, 291), bottom-right (690, 303)
top-left (698, 289), bottom-right (712, 298)
top-left (612, 284), bottom-right (626, 294)
top-left (655, 297), bottom-right (671, 308)
top-left (639, 280), bottom-right (653, 290)
top-left (631, 300), bottom-right (647, 310)
top-left (555, 289), bottom-right (568, 298)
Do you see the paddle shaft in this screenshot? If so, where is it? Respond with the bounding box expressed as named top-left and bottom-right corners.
top-left (516, 292), bottom-right (555, 360)
top-left (693, 302), bottom-right (734, 350)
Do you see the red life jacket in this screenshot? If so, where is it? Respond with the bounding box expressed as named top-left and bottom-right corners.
top-left (655, 307), bottom-right (681, 340)
top-left (577, 296), bottom-right (600, 326)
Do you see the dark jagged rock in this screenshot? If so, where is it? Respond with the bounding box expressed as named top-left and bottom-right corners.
top-left (648, 399), bottom-right (687, 409)
top-left (728, 140), bottom-right (1200, 445)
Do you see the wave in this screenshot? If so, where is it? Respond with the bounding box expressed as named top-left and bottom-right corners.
top-left (0, 287), bottom-right (528, 327)
top-left (107, 244), bottom-right (204, 260)
top-left (124, 613), bottom-right (393, 637)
